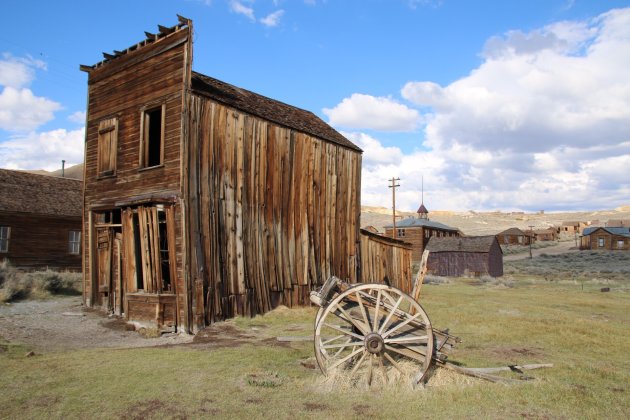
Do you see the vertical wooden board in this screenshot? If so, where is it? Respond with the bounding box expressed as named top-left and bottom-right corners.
top-left (235, 112), bottom-right (246, 295)
top-left (265, 124), bottom-right (278, 291)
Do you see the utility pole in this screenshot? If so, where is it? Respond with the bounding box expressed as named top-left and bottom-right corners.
top-left (528, 225), bottom-right (534, 259)
top-left (388, 177), bottom-right (400, 239)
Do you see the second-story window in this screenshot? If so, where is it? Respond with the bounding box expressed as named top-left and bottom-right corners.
top-left (97, 117), bottom-right (118, 177)
top-left (140, 104), bottom-right (165, 168)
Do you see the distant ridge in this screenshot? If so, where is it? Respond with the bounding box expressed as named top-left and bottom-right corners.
top-left (21, 163), bottom-right (84, 180)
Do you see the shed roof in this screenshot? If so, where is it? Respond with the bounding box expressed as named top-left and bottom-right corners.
top-left (385, 217), bottom-right (458, 231)
top-left (426, 236), bottom-right (500, 253)
top-left (497, 227), bottom-right (529, 236)
top-left (191, 72), bottom-right (361, 152)
top-left (0, 169), bottom-right (82, 217)
top-left (582, 226), bottom-right (630, 238)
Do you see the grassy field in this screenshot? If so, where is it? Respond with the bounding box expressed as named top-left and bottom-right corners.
top-left (1, 255), bottom-right (629, 419)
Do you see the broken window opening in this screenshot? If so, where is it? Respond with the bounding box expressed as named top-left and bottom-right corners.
top-left (140, 105), bottom-right (165, 168)
top-left (132, 212), bottom-right (144, 291)
top-left (0, 226), bottom-right (10, 253)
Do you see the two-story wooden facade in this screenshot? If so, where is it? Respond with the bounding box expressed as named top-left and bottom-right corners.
top-left (0, 169), bottom-right (82, 271)
top-left (81, 18), bottom-right (363, 333)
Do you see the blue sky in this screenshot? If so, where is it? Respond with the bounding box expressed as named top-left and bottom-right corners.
top-left (1, 0), bottom-right (629, 212)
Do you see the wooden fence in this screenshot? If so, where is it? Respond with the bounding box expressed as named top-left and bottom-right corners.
top-left (359, 229), bottom-right (413, 294)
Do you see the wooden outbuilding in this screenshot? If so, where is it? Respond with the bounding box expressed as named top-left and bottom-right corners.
top-left (0, 169), bottom-right (82, 271)
top-left (532, 228), bottom-right (557, 242)
top-left (580, 227), bottom-right (630, 251)
top-left (496, 227), bottom-right (533, 246)
top-left (80, 18), bottom-right (370, 333)
top-left (425, 236), bottom-right (503, 277)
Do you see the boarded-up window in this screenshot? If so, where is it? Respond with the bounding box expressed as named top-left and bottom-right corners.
top-left (97, 117), bottom-right (118, 177)
top-left (0, 226), bottom-right (9, 252)
top-left (140, 105), bottom-right (165, 168)
top-left (68, 230), bottom-right (81, 254)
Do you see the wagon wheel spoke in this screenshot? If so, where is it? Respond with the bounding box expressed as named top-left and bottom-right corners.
top-left (383, 352), bottom-right (406, 376)
top-left (314, 283), bottom-right (434, 387)
top-left (355, 291), bottom-right (371, 329)
top-left (332, 303), bottom-right (369, 335)
top-left (378, 294), bottom-right (404, 334)
top-left (322, 322), bottom-right (363, 341)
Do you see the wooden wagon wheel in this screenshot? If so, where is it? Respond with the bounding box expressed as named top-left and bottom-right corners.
top-left (314, 283), bottom-right (434, 387)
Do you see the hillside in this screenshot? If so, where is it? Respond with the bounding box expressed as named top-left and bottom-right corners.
top-left (361, 205), bottom-right (630, 236)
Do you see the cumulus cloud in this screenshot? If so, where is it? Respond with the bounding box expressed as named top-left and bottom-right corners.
top-left (342, 132), bottom-right (403, 167)
top-left (68, 111), bottom-right (86, 124)
top-left (0, 128), bottom-right (85, 171)
top-left (323, 93), bottom-right (421, 131)
top-left (0, 54), bottom-right (61, 132)
top-left (359, 8), bottom-right (630, 212)
top-left (229, 0), bottom-right (255, 21)
top-left (260, 10), bottom-right (285, 27)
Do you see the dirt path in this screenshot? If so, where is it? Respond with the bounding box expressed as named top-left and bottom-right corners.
top-left (503, 241), bottom-right (579, 261)
top-left (0, 296), bottom-right (193, 352)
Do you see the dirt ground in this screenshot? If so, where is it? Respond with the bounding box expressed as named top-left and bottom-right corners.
top-left (0, 297), bottom-right (301, 353)
top-left (0, 296), bottom-right (194, 352)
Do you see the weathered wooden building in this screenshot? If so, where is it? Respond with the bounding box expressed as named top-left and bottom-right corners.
top-left (0, 169), bottom-right (82, 271)
top-left (495, 227), bottom-right (533, 246)
top-left (532, 228), bottom-right (557, 242)
top-left (359, 229), bottom-right (413, 293)
top-left (425, 236), bottom-right (503, 277)
top-left (384, 203), bottom-right (460, 263)
top-left (580, 227), bottom-right (630, 251)
top-left (80, 18), bottom-right (367, 333)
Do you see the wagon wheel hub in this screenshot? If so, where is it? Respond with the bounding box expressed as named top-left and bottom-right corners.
top-left (364, 332), bottom-right (384, 354)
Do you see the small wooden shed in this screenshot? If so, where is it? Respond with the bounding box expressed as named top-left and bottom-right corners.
top-left (0, 169), bottom-right (82, 271)
top-left (496, 227), bottom-right (533, 246)
top-left (425, 236), bottom-right (503, 277)
top-left (80, 18), bottom-right (366, 333)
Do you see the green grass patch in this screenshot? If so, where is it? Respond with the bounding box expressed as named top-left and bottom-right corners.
top-left (1, 276), bottom-right (629, 418)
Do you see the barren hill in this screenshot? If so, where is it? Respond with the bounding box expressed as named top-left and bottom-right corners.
top-left (361, 206), bottom-right (630, 236)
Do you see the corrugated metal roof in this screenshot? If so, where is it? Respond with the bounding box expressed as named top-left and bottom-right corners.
top-left (385, 217), bottom-right (458, 231)
top-left (0, 169), bottom-right (82, 217)
top-left (426, 235), bottom-right (500, 253)
top-left (582, 226), bottom-right (630, 237)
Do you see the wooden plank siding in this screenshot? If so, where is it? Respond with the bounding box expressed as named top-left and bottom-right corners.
top-left (186, 95), bottom-right (361, 326)
top-left (359, 229), bottom-right (413, 294)
top-left (82, 26), bottom-right (191, 322)
top-left (0, 211), bottom-right (82, 271)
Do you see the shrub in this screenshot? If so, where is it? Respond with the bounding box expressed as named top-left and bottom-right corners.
top-left (25, 270), bottom-right (64, 294)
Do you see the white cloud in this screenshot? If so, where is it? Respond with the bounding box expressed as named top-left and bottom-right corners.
top-left (229, 0), bottom-right (256, 21)
top-left (0, 86), bottom-right (61, 132)
top-left (323, 93), bottom-right (421, 131)
top-left (0, 53), bottom-right (46, 88)
top-left (342, 132), bottom-right (403, 167)
top-left (0, 54), bottom-right (61, 132)
top-left (68, 111), bottom-right (86, 124)
top-left (260, 10), bottom-right (285, 27)
top-left (0, 128), bottom-right (85, 171)
top-left (406, 9), bottom-right (630, 155)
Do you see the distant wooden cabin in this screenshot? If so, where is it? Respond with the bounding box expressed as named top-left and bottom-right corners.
top-left (384, 203), bottom-right (460, 263)
top-left (0, 169), bottom-right (82, 270)
top-left (496, 227), bottom-right (533, 246)
top-left (558, 221), bottom-right (588, 235)
top-left (80, 18), bottom-right (369, 333)
top-left (532, 228), bottom-right (557, 242)
top-left (425, 236), bottom-right (503, 277)
top-left (605, 219), bottom-right (630, 228)
top-left (580, 227), bottom-right (630, 251)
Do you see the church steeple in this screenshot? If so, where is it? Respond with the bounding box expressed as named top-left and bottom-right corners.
top-left (417, 176), bottom-right (429, 219)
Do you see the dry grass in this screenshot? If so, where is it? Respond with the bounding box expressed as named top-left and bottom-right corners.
top-left (0, 261), bottom-right (82, 303)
